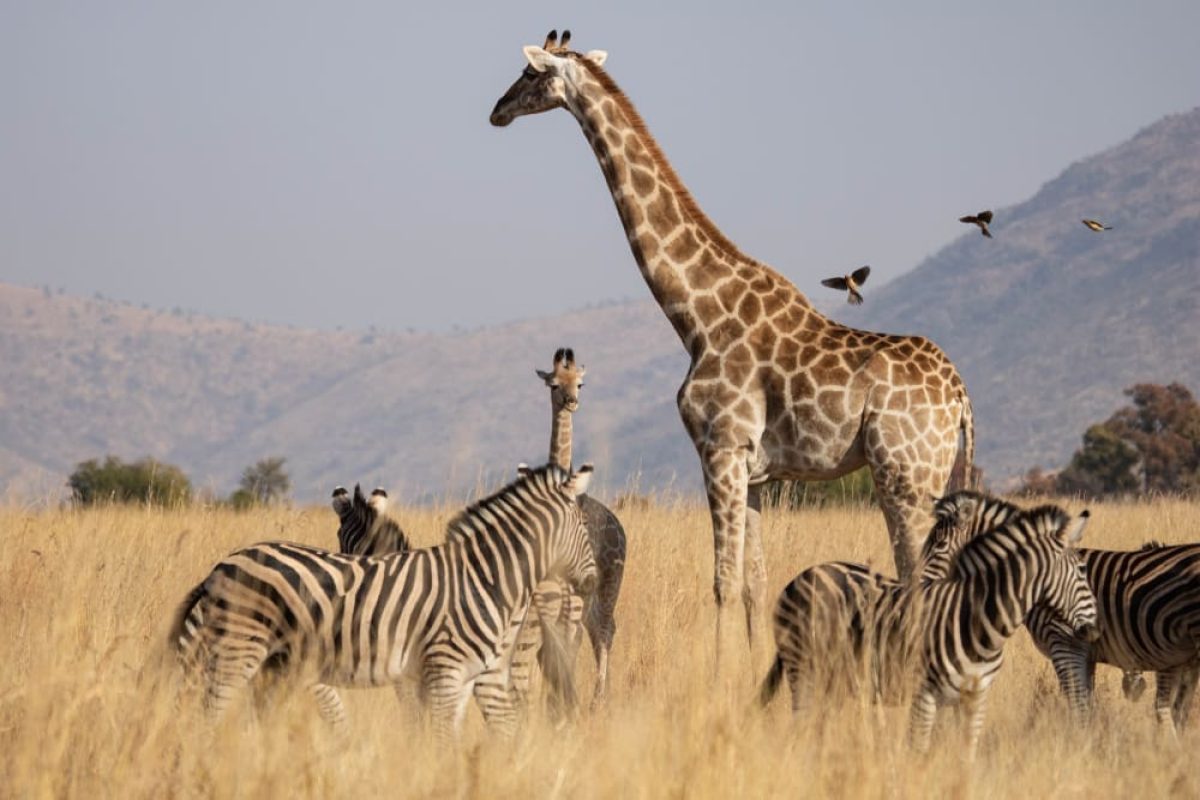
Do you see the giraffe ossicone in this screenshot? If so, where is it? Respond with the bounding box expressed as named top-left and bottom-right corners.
top-left (491, 31), bottom-right (975, 674)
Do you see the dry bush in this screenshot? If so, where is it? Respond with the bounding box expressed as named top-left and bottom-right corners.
top-left (1, 496), bottom-right (1199, 797)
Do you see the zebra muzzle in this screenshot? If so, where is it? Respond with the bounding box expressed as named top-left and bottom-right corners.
top-left (1075, 623), bottom-right (1101, 643)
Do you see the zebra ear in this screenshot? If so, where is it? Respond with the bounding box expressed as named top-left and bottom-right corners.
top-left (516, 463), bottom-right (533, 478)
top-left (331, 486), bottom-right (350, 513)
top-left (1059, 509), bottom-right (1090, 546)
top-left (369, 488), bottom-right (389, 514)
top-left (565, 464), bottom-right (594, 497)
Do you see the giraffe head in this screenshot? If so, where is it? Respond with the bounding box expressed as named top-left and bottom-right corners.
top-left (536, 347), bottom-right (586, 413)
top-left (489, 29), bottom-right (608, 127)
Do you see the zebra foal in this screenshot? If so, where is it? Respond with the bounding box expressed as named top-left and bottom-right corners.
top-left (171, 464), bottom-right (598, 741)
top-left (761, 501), bottom-right (1098, 759)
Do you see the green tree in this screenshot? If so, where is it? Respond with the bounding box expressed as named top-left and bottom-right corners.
top-left (68, 456), bottom-right (192, 506)
top-left (1055, 382), bottom-right (1199, 497)
top-left (231, 457), bottom-right (291, 508)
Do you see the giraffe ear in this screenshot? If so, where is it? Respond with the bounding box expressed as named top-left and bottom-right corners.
top-left (584, 50), bottom-right (608, 67)
top-left (523, 45), bottom-right (557, 73)
top-left (535, 368), bottom-right (557, 385)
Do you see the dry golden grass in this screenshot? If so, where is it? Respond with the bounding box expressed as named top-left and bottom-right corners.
top-left (2, 495), bottom-right (1200, 798)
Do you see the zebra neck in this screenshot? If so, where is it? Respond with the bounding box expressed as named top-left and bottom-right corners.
top-left (549, 405), bottom-right (573, 469)
top-left (454, 526), bottom-right (542, 601)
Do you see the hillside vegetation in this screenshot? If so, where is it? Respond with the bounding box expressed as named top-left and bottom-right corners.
top-left (2, 108), bottom-right (1197, 500)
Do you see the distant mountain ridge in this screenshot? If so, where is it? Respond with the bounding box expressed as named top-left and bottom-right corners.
top-left (2, 108), bottom-right (1197, 502)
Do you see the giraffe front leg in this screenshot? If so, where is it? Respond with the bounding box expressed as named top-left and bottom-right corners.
top-left (700, 445), bottom-right (749, 679)
top-left (743, 483), bottom-right (767, 660)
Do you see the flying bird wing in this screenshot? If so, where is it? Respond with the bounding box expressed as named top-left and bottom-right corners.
top-left (821, 277), bottom-right (849, 291)
top-left (959, 215), bottom-right (979, 225)
top-left (850, 265), bottom-right (871, 285)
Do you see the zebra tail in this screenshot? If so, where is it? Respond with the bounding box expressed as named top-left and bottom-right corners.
top-left (759, 654), bottom-right (785, 708)
top-left (537, 621), bottom-right (580, 716)
top-left (168, 581), bottom-right (208, 665)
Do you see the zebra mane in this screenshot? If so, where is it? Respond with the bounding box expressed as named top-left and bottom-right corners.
top-left (950, 504), bottom-right (1071, 579)
top-left (920, 491), bottom-right (1025, 576)
top-left (445, 463), bottom-right (571, 542)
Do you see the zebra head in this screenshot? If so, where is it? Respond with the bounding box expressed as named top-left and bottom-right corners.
top-left (556, 464), bottom-right (599, 596)
top-left (332, 484), bottom-right (375, 553)
top-left (1023, 506), bottom-right (1100, 643)
top-left (536, 347), bottom-right (586, 413)
top-left (919, 491), bottom-right (1025, 581)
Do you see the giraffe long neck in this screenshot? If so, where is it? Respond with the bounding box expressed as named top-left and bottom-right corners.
top-left (563, 63), bottom-right (811, 355)
top-left (549, 403), bottom-right (572, 469)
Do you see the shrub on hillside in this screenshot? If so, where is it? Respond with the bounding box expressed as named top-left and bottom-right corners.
top-left (68, 456), bottom-right (192, 506)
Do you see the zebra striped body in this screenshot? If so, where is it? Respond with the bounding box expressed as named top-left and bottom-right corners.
top-left (927, 494), bottom-right (1200, 730)
top-left (761, 490), bottom-right (1033, 709)
top-left (329, 479), bottom-right (582, 720)
top-left (172, 464), bottom-right (597, 740)
top-left (761, 503), bottom-right (1097, 759)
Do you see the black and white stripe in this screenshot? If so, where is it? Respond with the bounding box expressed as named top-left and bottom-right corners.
top-left (925, 493), bottom-right (1200, 731)
top-left (331, 485), bottom-right (410, 556)
top-left (761, 502), bottom-right (1097, 759)
top-left (171, 464), bottom-right (598, 740)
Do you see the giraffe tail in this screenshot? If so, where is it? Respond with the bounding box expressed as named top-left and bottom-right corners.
top-left (758, 654), bottom-right (785, 708)
top-left (956, 392), bottom-right (976, 490)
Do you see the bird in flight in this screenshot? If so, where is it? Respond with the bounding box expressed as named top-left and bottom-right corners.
top-left (1082, 218), bottom-right (1113, 232)
top-left (822, 265), bottom-right (871, 305)
top-left (959, 210), bottom-right (994, 238)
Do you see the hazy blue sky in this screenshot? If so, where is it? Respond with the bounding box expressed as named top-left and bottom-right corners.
top-left (3, 1), bottom-right (1198, 331)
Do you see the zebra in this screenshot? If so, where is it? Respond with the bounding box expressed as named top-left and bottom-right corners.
top-left (926, 494), bottom-right (1200, 732)
top-left (760, 503), bottom-right (1098, 759)
top-left (331, 484), bottom-right (410, 555)
top-left (170, 464), bottom-right (598, 741)
top-left (759, 491), bottom-right (1034, 709)
top-left (328, 479), bottom-right (580, 721)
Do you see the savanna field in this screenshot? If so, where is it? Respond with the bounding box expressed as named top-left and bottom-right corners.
top-left (3, 495), bottom-right (1199, 798)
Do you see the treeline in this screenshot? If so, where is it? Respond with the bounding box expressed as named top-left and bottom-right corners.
top-left (67, 456), bottom-right (291, 508)
top-left (1020, 382), bottom-right (1199, 498)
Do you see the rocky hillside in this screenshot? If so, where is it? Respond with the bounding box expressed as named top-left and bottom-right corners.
top-left (2, 108), bottom-right (1196, 502)
top-left (859, 107), bottom-right (1200, 481)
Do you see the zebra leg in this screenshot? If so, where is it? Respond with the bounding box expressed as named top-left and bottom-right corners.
top-left (908, 683), bottom-right (938, 754)
top-left (961, 677), bottom-right (988, 762)
top-left (423, 668), bottom-right (472, 745)
top-left (472, 675), bottom-right (518, 739)
top-left (1045, 633), bottom-right (1094, 720)
top-left (1172, 666), bottom-right (1198, 731)
top-left (1122, 671), bottom-right (1148, 702)
top-left (1154, 671), bottom-right (1180, 733)
top-left (203, 641), bottom-right (269, 718)
top-left (309, 683), bottom-right (348, 730)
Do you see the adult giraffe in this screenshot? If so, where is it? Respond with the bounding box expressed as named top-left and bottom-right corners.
top-left (490, 31), bottom-right (974, 672)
